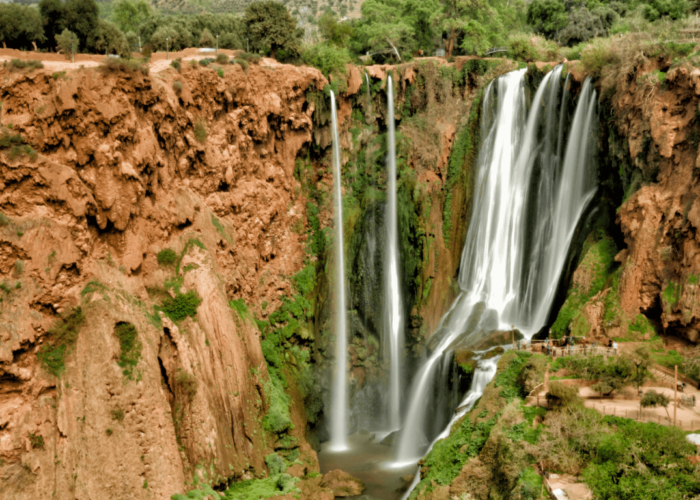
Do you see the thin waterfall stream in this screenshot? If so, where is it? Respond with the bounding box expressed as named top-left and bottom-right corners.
top-left (320, 68), bottom-right (599, 497)
top-left (384, 75), bottom-right (403, 431)
top-left (328, 89), bottom-right (349, 452)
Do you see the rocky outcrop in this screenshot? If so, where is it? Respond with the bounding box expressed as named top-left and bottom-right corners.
top-left (0, 60), bottom-right (326, 498)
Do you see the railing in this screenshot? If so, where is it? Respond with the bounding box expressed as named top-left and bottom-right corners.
top-left (653, 364), bottom-right (700, 389)
top-left (483, 46), bottom-right (508, 56)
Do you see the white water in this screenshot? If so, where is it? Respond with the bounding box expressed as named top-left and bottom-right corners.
top-left (384, 75), bottom-right (403, 431)
top-left (400, 357), bottom-right (499, 498)
top-left (329, 90), bottom-right (349, 451)
top-left (394, 68), bottom-right (598, 463)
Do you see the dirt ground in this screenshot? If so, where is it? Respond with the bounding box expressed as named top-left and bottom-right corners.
top-left (0, 47), bottom-right (246, 74)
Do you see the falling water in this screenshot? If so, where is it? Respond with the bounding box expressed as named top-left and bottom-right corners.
top-left (400, 356), bottom-right (499, 500)
top-left (394, 68), bottom-right (598, 463)
top-left (329, 90), bottom-right (349, 451)
top-left (384, 75), bottom-right (403, 431)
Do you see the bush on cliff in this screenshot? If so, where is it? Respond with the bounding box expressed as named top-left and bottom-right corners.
top-left (37, 307), bottom-right (86, 376)
top-left (114, 322), bottom-right (142, 380)
top-left (161, 290), bottom-right (203, 322)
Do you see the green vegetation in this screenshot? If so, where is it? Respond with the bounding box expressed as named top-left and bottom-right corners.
top-left (174, 369), bottom-right (198, 403)
top-left (264, 453), bottom-right (286, 474)
top-left (29, 433), bottom-right (45, 450)
top-left (161, 290), bottom-right (203, 322)
top-left (194, 119), bottom-right (207, 143)
top-left (551, 233), bottom-right (618, 338)
top-left (0, 129), bottom-right (38, 162)
top-left (640, 389), bottom-right (670, 417)
top-left (114, 322), bottom-right (142, 379)
top-left (244, 0), bottom-right (302, 59)
top-left (36, 307), bottom-right (86, 377)
top-left (110, 408), bottom-right (125, 422)
top-left (157, 248), bottom-right (178, 266)
top-left (546, 381), bottom-right (582, 408)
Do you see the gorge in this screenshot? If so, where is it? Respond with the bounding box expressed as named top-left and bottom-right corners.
top-left (1, 44), bottom-right (700, 500)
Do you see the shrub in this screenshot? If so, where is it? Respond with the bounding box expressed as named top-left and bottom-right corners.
top-left (0, 213), bottom-right (9, 227)
top-left (233, 58), bottom-right (249, 71)
top-left (157, 248), bottom-right (178, 266)
top-left (14, 259), bottom-right (23, 276)
top-left (29, 433), bottom-right (45, 450)
top-left (174, 370), bottom-right (198, 403)
top-left (110, 408), bottom-right (125, 422)
top-left (114, 322), bottom-right (141, 379)
top-left (173, 80), bottom-right (183, 93)
top-left (198, 58), bottom-right (214, 67)
top-left (557, 8), bottom-right (607, 47)
top-left (36, 307), bottom-right (86, 376)
top-left (527, 0), bottom-right (568, 39)
top-left (546, 381), bottom-right (581, 408)
top-left (264, 453), bottom-right (286, 475)
top-left (263, 370), bottom-right (292, 434)
top-left (170, 58), bottom-right (182, 72)
top-left (217, 67), bottom-right (224, 78)
top-left (194, 119), bottom-right (207, 143)
top-left (161, 290), bottom-right (203, 322)
top-left (302, 43), bottom-right (351, 77)
top-left (216, 53), bottom-right (229, 65)
top-left (9, 59), bottom-right (44, 70)
top-left (239, 52), bottom-right (261, 64)
top-left (580, 38), bottom-right (620, 78)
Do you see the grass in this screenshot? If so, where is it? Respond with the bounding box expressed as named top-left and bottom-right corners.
top-left (114, 322), bottom-right (142, 380)
top-left (194, 119), bottom-right (207, 143)
top-left (110, 408), bottom-right (125, 422)
top-left (173, 80), bottom-right (183, 93)
top-left (36, 307), bottom-right (86, 377)
top-left (8, 59), bottom-right (43, 70)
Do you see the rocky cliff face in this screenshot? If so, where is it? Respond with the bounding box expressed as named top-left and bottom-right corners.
top-left (554, 57), bottom-right (700, 346)
top-left (0, 60), bottom-right (325, 498)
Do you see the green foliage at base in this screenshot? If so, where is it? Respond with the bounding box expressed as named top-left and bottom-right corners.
top-left (494, 351), bottom-right (531, 401)
top-left (162, 290), bottom-right (203, 322)
top-left (546, 381), bottom-right (581, 408)
top-left (302, 43), bottom-right (352, 78)
top-left (114, 322), bottom-right (142, 379)
top-left (418, 414), bottom-right (497, 490)
top-left (220, 473), bottom-right (299, 500)
top-left (37, 307), bottom-right (86, 377)
top-left (582, 417), bottom-right (698, 500)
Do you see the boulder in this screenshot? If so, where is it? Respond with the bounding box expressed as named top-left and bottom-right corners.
top-left (321, 469), bottom-right (365, 497)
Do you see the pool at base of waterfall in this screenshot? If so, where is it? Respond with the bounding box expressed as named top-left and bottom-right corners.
top-left (318, 434), bottom-right (417, 500)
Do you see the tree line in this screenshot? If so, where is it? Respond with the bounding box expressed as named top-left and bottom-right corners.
top-left (0, 0), bottom-right (303, 59)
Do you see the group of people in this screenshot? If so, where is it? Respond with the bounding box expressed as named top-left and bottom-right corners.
top-left (537, 332), bottom-right (618, 357)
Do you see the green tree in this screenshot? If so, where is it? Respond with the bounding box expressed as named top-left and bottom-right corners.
top-left (643, 0), bottom-right (691, 21)
top-left (641, 390), bottom-right (671, 419)
top-left (592, 357), bottom-right (632, 397)
top-left (55, 29), bottom-right (79, 59)
top-left (63, 0), bottom-right (100, 52)
top-left (39, 0), bottom-right (65, 51)
top-left (318, 11), bottom-right (353, 46)
top-left (124, 30), bottom-right (138, 50)
top-left (219, 32), bottom-right (243, 50)
top-left (94, 19), bottom-right (131, 58)
top-left (557, 7), bottom-right (605, 46)
top-left (527, 0), bottom-right (568, 39)
top-left (199, 27), bottom-right (215, 47)
top-left (627, 345), bottom-right (653, 394)
top-left (0, 4), bottom-right (46, 50)
top-left (150, 25), bottom-right (192, 51)
top-left (244, 0), bottom-right (304, 59)
top-left (112, 0), bottom-right (151, 33)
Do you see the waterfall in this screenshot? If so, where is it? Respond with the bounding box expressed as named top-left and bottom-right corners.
top-left (400, 356), bottom-right (499, 499)
top-left (384, 75), bottom-right (403, 431)
top-left (394, 68), bottom-right (598, 463)
top-left (329, 90), bottom-right (349, 451)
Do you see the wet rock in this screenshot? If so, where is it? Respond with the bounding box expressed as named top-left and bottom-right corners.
top-left (321, 469), bottom-right (365, 497)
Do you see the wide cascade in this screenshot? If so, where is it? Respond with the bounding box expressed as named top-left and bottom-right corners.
top-left (394, 68), bottom-right (599, 463)
top-left (329, 90), bottom-right (349, 451)
top-left (384, 75), bottom-right (403, 431)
